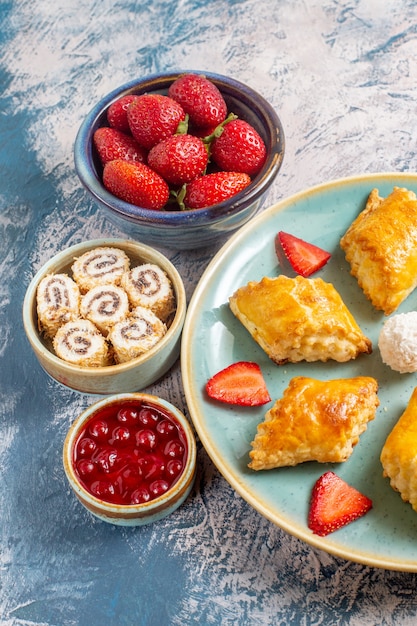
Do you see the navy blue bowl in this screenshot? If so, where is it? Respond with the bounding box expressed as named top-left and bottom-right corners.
top-left (74, 71), bottom-right (285, 249)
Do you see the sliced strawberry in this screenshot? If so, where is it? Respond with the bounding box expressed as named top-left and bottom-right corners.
top-left (93, 127), bottom-right (148, 165)
top-left (168, 73), bottom-right (227, 128)
top-left (102, 159), bottom-right (170, 210)
top-left (107, 94), bottom-right (140, 133)
top-left (275, 231), bottom-right (331, 277)
top-left (127, 94), bottom-right (186, 150)
top-left (308, 471), bottom-right (372, 537)
top-left (206, 361), bottom-right (271, 406)
top-left (211, 119), bottom-right (267, 177)
top-left (184, 171), bottom-right (251, 209)
top-left (148, 134), bottom-right (208, 186)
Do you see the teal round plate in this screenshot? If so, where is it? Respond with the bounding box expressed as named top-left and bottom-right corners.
top-left (181, 173), bottom-right (417, 571)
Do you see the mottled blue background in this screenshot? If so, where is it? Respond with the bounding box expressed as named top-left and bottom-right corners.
top-left (2, 1), bottom-right (417, 624)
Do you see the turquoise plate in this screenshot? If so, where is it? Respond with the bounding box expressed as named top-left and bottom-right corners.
top-left (181, 173), bottom-right (417, 571)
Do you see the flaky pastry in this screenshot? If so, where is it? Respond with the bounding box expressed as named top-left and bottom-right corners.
top-left (380, 387), bottom-right (417, 513)
top-left (229, 275), bottom-right (372, 364)
top-left (249, 376), bottom-right (379, 470)
top-left (340, 187), bottom-right (417, 315)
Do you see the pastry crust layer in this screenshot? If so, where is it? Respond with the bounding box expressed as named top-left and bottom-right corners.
top-left (229, 275), bottom-right (372, 364)
top-left (380, 387), bottom-right (417, 513)
top-left (249, 376), bottom-right (379, 470)
top-left (340, 187), bottom-right (417, 315)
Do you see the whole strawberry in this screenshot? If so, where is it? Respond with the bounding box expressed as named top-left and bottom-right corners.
top-left (127, 94), bottom-right (186, 150)
top-left (107, 94), bottom-right (140, 133)
top-left (211, 119), bottom-right (266, 176)
top-left (184, 171), bottom-right (251, 209)
top-left (103, 159), bottom-right (170, 210)
top-left (148, 134), bottom-right (208, 186)
top-left (93, 127), bottom-right (148, 165)
top-left (168, 73), bottom-right (227, 129)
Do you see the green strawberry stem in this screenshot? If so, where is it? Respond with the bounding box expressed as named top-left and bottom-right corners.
top-left (170, 184), bottom-right (188, 211)
top-left (175, 114), bottom-right (189, 135)
top-left (201, 112), bottom-right (238, 154)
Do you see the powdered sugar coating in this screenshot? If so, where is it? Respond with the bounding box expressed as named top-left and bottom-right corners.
top-left (378, 312), bottom-right (417, 373)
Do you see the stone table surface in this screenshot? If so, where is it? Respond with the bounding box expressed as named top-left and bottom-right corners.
top-left (2, 1), bottom-right (417, 624)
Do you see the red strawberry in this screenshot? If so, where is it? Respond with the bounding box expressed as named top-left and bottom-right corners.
top-left (211, 119), bottom-right (266, 177)
top-left (102, 159), bottom-right (169, 210)
top-left (206, 361), bottom-right (271, 406)
top-left (148, 134), bottom-right (208, 186)
top-left (93, 127), bottom-right (148, 165)
top-left (168, 73), bottom-right (227, 128)
top-left (308, 471), bottom-right (373, 537)
top-left (190, 122), bottom-right (220, 139)
top-left (275, 231), bottom-right (331, 277)
top-left (184, 171), bottom-right (251, 209)
top-left (107, 94), bottom-right (140, 133)
top-left (127, 94), bottom-right (186, 150)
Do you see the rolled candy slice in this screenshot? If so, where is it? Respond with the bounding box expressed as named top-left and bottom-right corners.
top-left (108, 305), bottom-right (167, 363)
top-left (71, 246), bottom-right (130, 293)
top-left (36, 273), bottom-right (80, 338)
top-left (53, 319), bottom-right (111, 367)
top-left (80, 284), bottom-right (129, 336)
top-left (121, 263), bottom-right (175, 322)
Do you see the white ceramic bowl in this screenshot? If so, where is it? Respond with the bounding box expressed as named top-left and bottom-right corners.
top-left (22, 238), bottom-right (186, 394)
top-left (63, 393), bottom-right (197, 525)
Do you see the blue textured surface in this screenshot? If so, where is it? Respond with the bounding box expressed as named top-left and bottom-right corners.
top-left (2, 1), bottom-right (417, 624)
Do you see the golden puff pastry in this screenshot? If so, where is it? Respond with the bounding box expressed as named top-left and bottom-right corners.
top-left (380, 387), bottom-right (417, 513)
top-left (249, 376), bottom-right (379, 470)
top-left (229, 275), bottom-right (372, 365)
top-left (340, 187), bottom-right (417, 315)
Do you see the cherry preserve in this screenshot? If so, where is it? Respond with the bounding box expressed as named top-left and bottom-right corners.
top-left (72, 400), bottom-right (188, 505)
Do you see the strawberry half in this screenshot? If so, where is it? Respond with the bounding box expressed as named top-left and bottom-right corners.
top-left (148, 134), bottom-right (208, 186)
top-left (103, 159), bottom-right (170, 210)
top-left (168, 73), bottom-right (227, 128)
top-left (184, 171), bottom-right (251, 209)
top-left (275, 231), bottom-right (331, 277)
top-left (206, 361), bottom-right (271, 406)
top-left (308, 471), bottom-right (373, 537)
top-left (93, 127), bottom-right (148, 165)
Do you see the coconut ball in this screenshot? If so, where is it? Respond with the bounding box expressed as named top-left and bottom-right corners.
top-left (378, 312), bottom-right (417, 373)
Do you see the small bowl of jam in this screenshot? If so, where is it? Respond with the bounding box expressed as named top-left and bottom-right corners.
top-left (63, 393), bottom-right (197, 525)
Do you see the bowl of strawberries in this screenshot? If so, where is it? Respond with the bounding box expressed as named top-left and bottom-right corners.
top-left (74, 71), bottom-right (285, 249)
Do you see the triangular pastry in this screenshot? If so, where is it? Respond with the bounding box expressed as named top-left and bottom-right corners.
top-left (340, 187), bottom-right (417, 315)
top-left (380, 387), bottom-right (417, 513)
top-left (249, 376), bottom-right (379, 470)
top-left (229, 275), bottom-right (372, 364)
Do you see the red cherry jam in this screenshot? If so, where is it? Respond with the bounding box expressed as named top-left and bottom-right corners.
top-left (73, 401), bottom-right (188, 505)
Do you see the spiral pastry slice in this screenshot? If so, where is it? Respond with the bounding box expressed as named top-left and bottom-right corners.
top-left (108, 305), bottom-right (167, 363)
top-left (80, 285), bottom-right (129, 336)
top-left (121, 263), bottom-right (175, 322)
top-left (36, 273), bottom-right (80, 338)
top-left (72, 246), bottom-right (130, 293)
top-left (53, 319), bottom-right (111, 367)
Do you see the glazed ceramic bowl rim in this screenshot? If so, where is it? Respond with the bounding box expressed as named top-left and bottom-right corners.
top-left (22, 238), bottom-right (186, 379)
top-left (62, 393), bottom-right (197, 514)
top-left (74, 70), bottom-right (285, 227)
